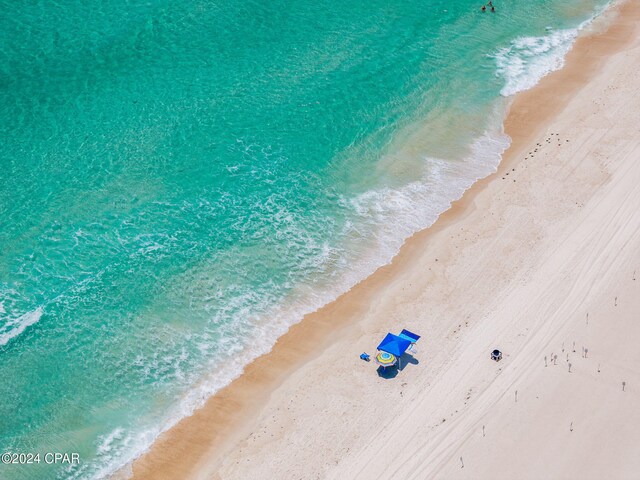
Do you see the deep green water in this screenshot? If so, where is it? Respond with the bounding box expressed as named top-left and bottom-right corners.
top-left (0, 0), bottom-right (607, 478)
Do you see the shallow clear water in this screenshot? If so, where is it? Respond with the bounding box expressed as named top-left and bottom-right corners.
top-left (0, 0), bottom-right (607, 478)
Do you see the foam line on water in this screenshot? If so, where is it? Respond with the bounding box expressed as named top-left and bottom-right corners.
top-left (0, 307), bottom-right (43, 347)
top-left (495, 27), bottom-right (578, 97)
top-left (494, 3), bottom-right (610, 97)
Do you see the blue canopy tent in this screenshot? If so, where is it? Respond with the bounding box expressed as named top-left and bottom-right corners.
top-left (398, 329), bottom-right (420, 343)
top-left (398, 329), bottom-right (421, 354)
top-left (377, 333), bottom-right (412, 369)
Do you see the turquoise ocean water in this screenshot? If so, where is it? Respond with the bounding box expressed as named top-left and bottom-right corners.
top-left (0, 0), bottom-right (609, 478)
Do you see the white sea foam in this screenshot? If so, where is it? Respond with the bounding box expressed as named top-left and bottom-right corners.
top-left (495, 27), bottom-right (578, 97)
top-left (494, 5), bottom-right (608, 97)
top-left (96, 428), bottom-right (125, 455)
top-left (0, 307), bottom-right (43, 347)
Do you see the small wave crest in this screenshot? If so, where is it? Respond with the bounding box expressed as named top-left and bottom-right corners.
top-left (346, 130), bottom-right (511, 242)
top-left (0, 307), bottom-right (44, 347)
top-left (494, 27), bottom-right (579, 97)
top-left (494, 3), bottom-right (609, 98)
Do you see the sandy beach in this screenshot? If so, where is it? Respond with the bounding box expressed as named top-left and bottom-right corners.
top-left (128, 1), bottom-right (640, 478)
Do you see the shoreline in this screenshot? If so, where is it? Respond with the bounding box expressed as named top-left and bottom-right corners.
top-left (128, 1), bottom-right (640, 478)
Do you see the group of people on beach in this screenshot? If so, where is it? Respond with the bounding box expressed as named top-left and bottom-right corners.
top-left (481, 1), bottom-right (496, 12)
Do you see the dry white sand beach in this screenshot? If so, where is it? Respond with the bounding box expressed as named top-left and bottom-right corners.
top-left (129, 1), bottom-right (640, 478)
